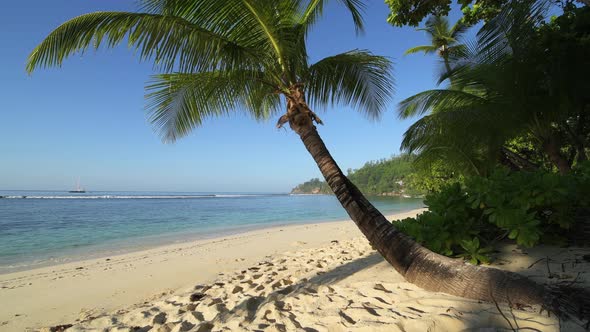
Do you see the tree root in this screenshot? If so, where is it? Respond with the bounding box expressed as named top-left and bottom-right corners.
top-left (543, 283), bottom-right (590, 329)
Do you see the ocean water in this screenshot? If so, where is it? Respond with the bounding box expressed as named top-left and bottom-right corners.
top-left (0, 191), bottom-right (424, 273)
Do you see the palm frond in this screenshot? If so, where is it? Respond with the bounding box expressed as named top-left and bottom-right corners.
top-left (141, 0), bottom-right (311, 81)
top-left (401, 1), bottom-right (568, 175)
top-left (281, 23), bottom-right (310, 84)
top-left (403, 45), bottom-right (438, 56)
top-left (299, 0), bottom-right (365, 34)
top-left (401, 106), bottom-right (514, 175)
top-left (305, 50), bottom-right (394, 119)
top-left (422, 15), bottom-right (446, 37)
top-left (146, 71), bottom-right (281, 142)
top-left (450, 20), bottom-right (468, 40)
top-left (397, 89), bottom-right (487, 119)
top-left (402, 107), bottom-right (505, 151)
top-left (26, 11), bottom-right (263, 74)
top-left (477, 0), bottom-right (549, 64)
top-left (240, 0), bottom-right (288, 72)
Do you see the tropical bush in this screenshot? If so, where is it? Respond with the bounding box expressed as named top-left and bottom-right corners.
top-left (398, 4), bottom-right (590, 176)
top-left (396, 165), bottom-right (590, 264)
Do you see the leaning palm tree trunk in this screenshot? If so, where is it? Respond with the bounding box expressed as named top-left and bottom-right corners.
top-left (295, 119), bottom-right (589, 322)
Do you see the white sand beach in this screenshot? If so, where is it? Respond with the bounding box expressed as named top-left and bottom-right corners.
top-left (0, 208), bottom-right (588, 332)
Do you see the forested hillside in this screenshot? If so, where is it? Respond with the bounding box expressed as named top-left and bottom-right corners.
top-left (292, 155), bottom-right (423, 196)
top-left (290, 178), bottom-right (332, 194)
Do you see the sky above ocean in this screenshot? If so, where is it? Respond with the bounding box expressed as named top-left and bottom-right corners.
top-left (0, 0), bottom-right (469, 192)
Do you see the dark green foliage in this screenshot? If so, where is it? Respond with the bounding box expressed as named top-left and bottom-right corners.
top-left (385, 0), bottom-right (510, 27)
top-left (534, 4), bottom-right (590, 167)
top-left (398, 3), bottom-right (590, 176)
top-left (458, 237), bottom-right (492, 264)
top-left (504, 135), bottom-right (549, 169)
top-left (396, 182), bottom-right (486, 257)
top-left (385, 0), bottom-right (588, 27)
top-left (347, 155), bottom-right (415, 195)
top-left (292, 155), bottom-right (438, 195)
top-left (393, 2), bottom-right (590, 265)
top-left (404, 160), bottom-right (465, 194)
top-left (395, 166), bottom-right (590, 264)
top-left (290, 178), bottom-right (332, 194)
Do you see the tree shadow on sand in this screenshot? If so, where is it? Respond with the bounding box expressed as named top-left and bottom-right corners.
top-left (205, 244), bottom-right (590, 331)
top-left (214, 252), bottom-right (383, 324)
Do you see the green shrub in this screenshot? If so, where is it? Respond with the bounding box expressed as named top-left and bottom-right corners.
top-left (395, 165), bottom-right (590, 264)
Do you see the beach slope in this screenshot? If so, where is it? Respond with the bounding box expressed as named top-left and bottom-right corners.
top-left (1, 208), bottom-right (588, 331)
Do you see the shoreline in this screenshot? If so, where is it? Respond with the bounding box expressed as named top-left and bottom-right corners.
top-left (0, 209), bottom-right (426, 331)
top-left (4, 206), bottom-right (585, 331)
top-left (0, 206), bottom-right (424, 275)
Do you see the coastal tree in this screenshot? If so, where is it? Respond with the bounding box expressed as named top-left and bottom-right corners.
top-left (385, 0), bottom-right (590, 27)
top-left (398, 1), bottom-right (590, 175)
top-left (403, 15), bottom-right (466, 76)
top-left (27, 0), bottom-right (588, 322)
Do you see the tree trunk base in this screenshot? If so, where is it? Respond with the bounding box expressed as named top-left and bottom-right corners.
top-left (297, 124), bottom-right (590, 328)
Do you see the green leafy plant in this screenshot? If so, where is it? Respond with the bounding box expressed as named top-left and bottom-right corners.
top-left (395, 166), bottom-right (590, 265)
top-left (458, 237), bottom-right (492, 265)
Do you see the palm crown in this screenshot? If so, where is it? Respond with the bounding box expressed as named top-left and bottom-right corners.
top-left (404, 15), bottom-right (466, 72)
top-left (26, 0), bottom-right (394, 142)
top-left (397, 1), bottom-right (578, 175)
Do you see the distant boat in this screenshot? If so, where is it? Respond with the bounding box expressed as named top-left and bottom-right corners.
top-left (69, 178), bottom-right (86, 193)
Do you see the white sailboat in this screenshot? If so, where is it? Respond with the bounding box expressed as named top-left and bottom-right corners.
top-left (69, 177), bottom-right (86, 193)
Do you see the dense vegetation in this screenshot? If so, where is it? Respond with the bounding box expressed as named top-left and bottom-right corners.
top-left (346, 154), bottom-right (416, 195)
top-left (397, 165), bottom-right (590, 264)
top-left (292, 154), bottom-right (431, 196)
top-left (399, 3), bottom-right (590, 176)
top-left (291, 178), bottom-right (332, 194)
top-left (394, 1), bottom-right (590, 264)
top-left (386, 0), bottom-right (590, 26)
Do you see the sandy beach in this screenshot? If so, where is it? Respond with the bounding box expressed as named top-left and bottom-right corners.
top-left (1, 208), bottom-right (588, 331)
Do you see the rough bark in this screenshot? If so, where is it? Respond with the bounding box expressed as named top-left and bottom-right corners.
top-left (499, 146), bottom-right (539, 171)
top-left (543, 136), bottom-right (572, 174)
top-left (284, 88), bottom-right (589, 323)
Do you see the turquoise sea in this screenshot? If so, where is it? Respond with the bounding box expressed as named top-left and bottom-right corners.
top-left (0, 191), bottom-right (424, 273)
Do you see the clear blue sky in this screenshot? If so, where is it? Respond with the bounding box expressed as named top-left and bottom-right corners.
top-left (0, 0), bottom-right (466, 193)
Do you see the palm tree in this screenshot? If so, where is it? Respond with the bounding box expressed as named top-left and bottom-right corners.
top-left (27, 0), bottom-right (588, 321)
top-left (404, 15), bottom-right (467, 74)
top-left (398, 1), bottom-right (580, 175)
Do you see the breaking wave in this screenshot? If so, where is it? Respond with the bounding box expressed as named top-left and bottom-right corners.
top-left (0, 194), bottom-right (288, 200)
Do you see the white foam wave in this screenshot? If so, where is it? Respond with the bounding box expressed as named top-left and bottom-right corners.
top-left (1, 195), bottom-right (215, 199)
top-left (0, 194), bottom-right (287, 200)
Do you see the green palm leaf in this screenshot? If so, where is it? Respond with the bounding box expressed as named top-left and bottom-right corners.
top-left (300, 0), bottom-right (365, 34)
top-left (476, 0), bottom-right (548, 65)
top-left (402, 106), bottom-right (514, 175)
top-left (146, 71), bottom-right (281, 142)
top-left (398, 89), bottom-right (487, 118)
top-left (26, 12), bottom-right (263, 74)
top-left (450, 21), bottom-right (468, 40)
top-left (403, 45), bottom-right (437, 56)
top-left (306, 50), bottom-right (394, 119)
